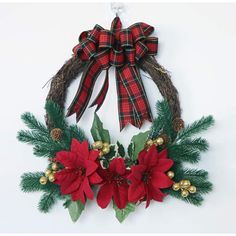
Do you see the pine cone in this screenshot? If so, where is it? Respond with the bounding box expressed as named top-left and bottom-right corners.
top-left (173, 118), bottom-right (185, 132)
top-left (50, 128), bottom-right (62, 141)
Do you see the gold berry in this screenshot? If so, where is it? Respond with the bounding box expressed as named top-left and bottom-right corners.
top-left (188, 185), bottom-right (197, 194)
top-left (172, 183), bottom-right (180, 191)
top-left (102, 146), bottom-right (110, 155)
top-left (167, 171), bottom-right (175, 179)
top-left (181, 189), bottom-right (189, 198)
top-left (48, 173), bottom-right (55, 182)
top-left (146, 139), bottom-right (154, 146)
top-left (103, 142), bottom-right (110, 148)
top-left (92, 141), bottom-right (103, 150)
top-left (51, 162), bottom-right (59, 171)
top-left (50, 128), bottom-right (62, 141)
top-left (45, 169), bottom-right (52, 177)
top-left (39, 176), bottom-right (48, 185)
top-left (180, 179), bottom-right (191, 189)
top-left (155, 137), bottom-right (164, 146)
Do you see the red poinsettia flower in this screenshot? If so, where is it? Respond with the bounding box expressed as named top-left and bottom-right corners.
top-left (97, 158), bottom-right (130, 209)
top-left (128, 145), bottom-right (173, 208)
top-left (54, 139), bottom-right (102, 204)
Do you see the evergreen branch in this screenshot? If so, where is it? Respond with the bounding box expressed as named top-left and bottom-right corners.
top-left (21, 112), bottom-right (48, 135)
top-left (176, 116), bottom-right (214, 141)
top-left (17, 130), bottom-right (51, 146)
top-left (149, 100), bottom-right (176, 141)
top-left (164, 189), bottom-right (203, 206)
top-left (180, 138), bottom-right (209, 152)
top-left (33, 142), bottom-right (64, 157)
top-left (38, 191), bottom-right (58, 213)
top-left (20, 172), bottom-right (59, 193)
top-left (45, 100), bottom-right (67, 129)
top-left (168, 143), bottom-right (200, 163)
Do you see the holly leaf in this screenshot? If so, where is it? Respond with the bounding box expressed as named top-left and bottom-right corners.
top-left (113, 202), bottom-right (135, 223)
top-left (103, 145), bottom-right (116, 160)
top-left (67, 200), bottom-right (84, 222)
top-left (117, 141), bottom-right (125, 157)
top-left (127, 142), bottom-right (134, 159)
top-left (131, 131), bottom-right (150, 160)
top-left (91, 113), bottom-right (110, 143)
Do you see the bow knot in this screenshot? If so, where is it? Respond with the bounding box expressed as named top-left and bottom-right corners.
top-left (68, 17), bottom-right (158, 130)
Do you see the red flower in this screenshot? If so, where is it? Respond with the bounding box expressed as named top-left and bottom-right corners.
top-left (97, 158), bottom-right (130, 209)
top-left (54, 139), bottom-right (102, 204)
top-left (128, 145), bottom-right (173, 208)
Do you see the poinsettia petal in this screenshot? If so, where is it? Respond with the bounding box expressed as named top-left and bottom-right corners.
top-left (113, 184), bottom-right (128, 209)
top-left (71, 185), bottom-right (86, 204)
top-left (85, 160), bottom-right (98, 176)
top-left (89, 150), bottom-right (100, 161)
top-left (82, 177), bottom-right (94, 200)
top-left (60, 176), bottom-right (82, 195)
top-left (145, 185), bottom-right (152, 208)
top-left (140, 145), bottom-right (158, 168)
top-left (128, 165), bottom-right (146, 182)
top-left (150, 186), bottom-right (166, 202)
top-left (151, 171), bottom-right (173, 188)
top-left (158, 149), bottom-right (168, 159)
top-left (88, 172), bottom-right (102, 185)
top-left (137, 150), bottom-right (147, 165)
top-left (55, 151), bottom-right (77, 168)
top-left (97, 183), bottom-right (113, 208)
top-left (128, 182), bottom-right (146, 202)
top-left (71, 139), bottom-right (88, 154)
top-left (109, 158), bottom-right (126, 175)
top-left (153, 159), bottom-right (174, 172)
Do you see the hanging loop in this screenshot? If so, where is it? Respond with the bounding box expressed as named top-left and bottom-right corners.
top-left (111, 2), bottom-right (124, 17)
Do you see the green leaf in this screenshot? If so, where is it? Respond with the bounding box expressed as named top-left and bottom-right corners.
top-left (68, 200), bottom-right (85, 222)
top-left (103, 145), bottom-right (116, 160)
top-left (113, 203), bottom-right (135, 223)
top-left (117, 141), bottom-right (125, 157)
top-left (131, 131), bottom-right (150, 160)
top-left (91, 113), bottom-right (110, 143)
top-left (127, 142), bottom-right (134, 159)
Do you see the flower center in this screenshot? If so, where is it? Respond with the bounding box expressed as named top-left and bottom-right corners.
top-left (142, 172), bottom-right (151, 184)
top-left (113, 175), bottom-right (125, 186)
top-left (75, 167), bottom-right (86, 176)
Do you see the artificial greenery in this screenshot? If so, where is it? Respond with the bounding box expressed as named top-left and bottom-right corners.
top-left (19, 99), bottom-right (214, 222)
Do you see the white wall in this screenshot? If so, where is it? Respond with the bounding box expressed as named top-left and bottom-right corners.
top-left (0, 2), bottom-right (236, 233)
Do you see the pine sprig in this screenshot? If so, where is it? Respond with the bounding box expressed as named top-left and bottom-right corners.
top-left (45, 100), bottom-right (67, 130)
top-left (179, 138), bottom-right (209, 152)
top-left (21, 112), bottom-right (48, 135)
top-left (17, 130), bottom-right (51, 146)
top-left (176, 116), bottom-right (214, 141)
top-left (20, 172), bottom-right (59, 193)
top-left (38, 191), bottom-right (58, 213)
top-left (150, 100), bottom-right (176, 140)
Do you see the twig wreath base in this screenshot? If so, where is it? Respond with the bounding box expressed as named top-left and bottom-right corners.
top-left (18, 100), bottom-right (214, 222)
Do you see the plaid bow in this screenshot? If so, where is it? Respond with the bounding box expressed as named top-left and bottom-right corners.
top-left (67, 17), bottom-right (158, 130)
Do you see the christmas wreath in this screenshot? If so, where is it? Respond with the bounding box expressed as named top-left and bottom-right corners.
top-left (18, 16), bottom-right (214, 223)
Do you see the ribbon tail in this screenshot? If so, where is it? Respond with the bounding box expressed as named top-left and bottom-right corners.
top-left (90, 69), bottom-right (109, 111)
top-left (116, 69), bottom-right (137, 131)
top-left (117, 64), bottom-right (153, 130)
top-left (67, 60), bottom-right (103, 122)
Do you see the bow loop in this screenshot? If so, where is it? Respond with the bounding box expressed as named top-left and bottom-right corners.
top-left (99, 30), bottom-right (114, 48)
top-left (87, 24), bottom-right (103, 43)
top-left (135, 41), bottom-right (148, 61)
top-left (120, 29), bottom-right (133, 48)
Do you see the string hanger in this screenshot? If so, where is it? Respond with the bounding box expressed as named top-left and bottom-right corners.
top-left (111, 2), bottom-right (124, 17)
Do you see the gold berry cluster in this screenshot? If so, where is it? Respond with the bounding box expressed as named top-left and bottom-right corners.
top-left (172, 179), bottom-right (197, 198)
top-left (39, 162), bottom-right (60, 185)
top-left (92, 141), bottom-right (110, 156)
top-left (145, 136), bottom-right (164, 150)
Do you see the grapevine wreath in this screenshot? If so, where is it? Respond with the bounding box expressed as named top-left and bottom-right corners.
top-left (18, 16), bottom-right (214, 223)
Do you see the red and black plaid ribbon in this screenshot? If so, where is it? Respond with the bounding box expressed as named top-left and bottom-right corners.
top-left (67, 17), bottom-right (158, 130)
